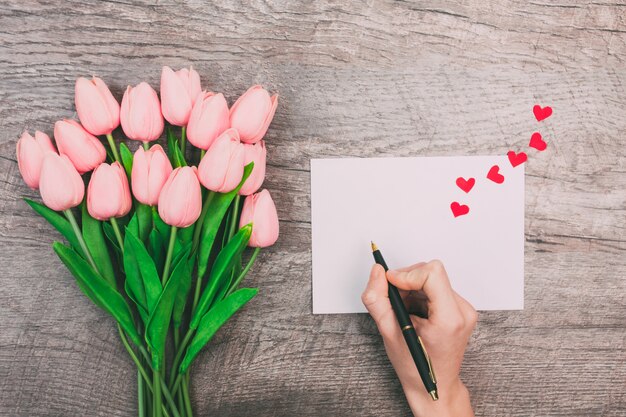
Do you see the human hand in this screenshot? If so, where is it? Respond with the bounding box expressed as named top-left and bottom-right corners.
top-left (361, 260), bottom-right (476, 417)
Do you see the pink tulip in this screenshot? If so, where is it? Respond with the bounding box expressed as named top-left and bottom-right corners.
top-left (87, 162), bottom-right (131, 220)
top-left (39, 153), bottom-right (84, 211)
top-left (120, 82), bottom-right (164, 142)
top-left (187, 92), bottom-right (230, 150)
top-left (158, 166), bottom-right (202, 228)
top-left (160, 66), bottom-right (201, 126)
top-left (239, 141), bottom-right (266, 196)
top-left (54, 120), bottom-right (107, 174)
top-left (16, 130), bottom-right (57, 189)
top-left (239, 189), bottom-right (279, 247)
top-left (197, 128), bottom-right (244, 193)
top-left (131, 145), bottom-right (173, 206)
top-left (75, 76), bottom-right (120, 136)
top-left (229, 85), bottom-right (278, 144)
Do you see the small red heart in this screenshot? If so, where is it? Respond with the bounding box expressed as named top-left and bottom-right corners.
top-left (507, 150), bottom-right (527, 167)
top-left (487, 165), bottom-right (504, 184)
top-left (450, 202), bottom-right (469, 218)
top-left (456, 177), bottom-right (475, 193)
top-left (533, 105), bottom-right (552, 122)
top-left (529, 132), bottom-right (547, 151)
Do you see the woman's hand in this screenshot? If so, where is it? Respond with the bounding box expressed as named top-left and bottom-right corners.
top-left (361, 260), bottom-right (476, 417)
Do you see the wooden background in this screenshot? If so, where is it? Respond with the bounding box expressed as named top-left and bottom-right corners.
top-left (1, 1), bottom-right (625, 416)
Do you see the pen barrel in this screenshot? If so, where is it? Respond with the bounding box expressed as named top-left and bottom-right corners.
top-left (372, 248), bottom-right (437, 397)
top-left (388, 284), bottom-right (412, 328)
top-left (388, 284), bottom-right (437, 393)
top-left (402, 327), bottom-right (437, 393)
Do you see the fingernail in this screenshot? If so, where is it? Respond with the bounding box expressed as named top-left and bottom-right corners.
top-left (387, 269), bottom-right (398, 277)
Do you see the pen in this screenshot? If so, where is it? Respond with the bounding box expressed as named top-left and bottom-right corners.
top-left (370, 241), bottom-right (438, 401)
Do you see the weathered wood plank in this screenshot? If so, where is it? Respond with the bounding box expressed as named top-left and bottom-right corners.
top-left (0, 0), bottom-right (625, 416)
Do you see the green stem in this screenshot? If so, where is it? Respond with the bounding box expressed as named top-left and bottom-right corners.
top-left (110, 217), bottom-right (124, 253)
top-left (227, 195), bottom-right (241, 242)
top-left (226, 247), bottom-right (261, 297)
top-left (154, 370), bottom-right (163, 417)
top-left (138, 369), bottom-right (145, 417)
top-left (119, 334), bottom-right (175, 417)
top-left (160, 379), bottom-right (182, 417)
top-left (143, 141), bottom-right (150, 151)
top-left (64, 209), bottom-right (97, 270)
top-left (168, 330), bottom-right (195, 387)
top-left (180, 126), bottom-right (187, 154)
top-left (106, 133), bottom-right (121, 163)
top-left (162, 226), bottom-right (178, 285)
top-left (171, 374), bottom-right (183, 398)
top-left (182, 377), bottom-right (193, 417)
top-left (199, 149), bottom-right (206, 160)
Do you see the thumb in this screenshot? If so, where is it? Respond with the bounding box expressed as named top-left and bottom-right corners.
top-left (361, 264), bottom-right (391, 324)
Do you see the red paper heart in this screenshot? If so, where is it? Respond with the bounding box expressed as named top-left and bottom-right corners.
top-left (529, 132), bottom-right (547, 151)
top-left (450, 202), bottom-right (469, 218)
top-left (487, 165), bottom-right (504, 184)
top-left (533, 105), bottom-right (552, 122)
top-left (456, 177), bottom-right (475, 193)
top-left (507, 151), bottom-right (527, 167)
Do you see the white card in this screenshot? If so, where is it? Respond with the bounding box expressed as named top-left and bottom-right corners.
top-left (311, 156), bottom-right (524, 314)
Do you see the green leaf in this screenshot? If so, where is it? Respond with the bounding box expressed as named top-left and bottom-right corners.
top-left (125, 280), bottom-right (149, 324)
top-left (190, 224), bottom-right (252, 329)
top-left (171, 245), bottom-right (193, 328)
top-left (148, 228), bottom-right (165, 274)
top-left (103, 222), bottom-right (121, 253)
top-left (24, 199), bottom-right (80, 251)
top-left (153, 209), bottom-right (170, 242)
top-left (124, 229), bottom-right (162, 313)
top-left (135, 203), bottom-right (152, 242)
top-left (178, 224), bottom-right (194, 245)
top-left (166, 127), bottom-right (186, 168)
top-left (53, 242), bottom-right (141, 346)
top-left (119, 142), bottom-right (134, 178)
top-left (197, 163), bottom-right (253, 280)
top-left (81, 204), bottom-right (116, 286)
top-left (146, 253), bottom-right (189, 370)
top-left (179, 288), bottom-right (257, 374)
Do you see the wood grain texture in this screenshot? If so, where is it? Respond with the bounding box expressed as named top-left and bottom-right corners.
top-left (1, 1), bottom-right (625, 416)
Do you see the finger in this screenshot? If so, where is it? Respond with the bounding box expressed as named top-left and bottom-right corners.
top-left (361, 264), bottom-right (391, 323)
top-left (387, 260), bottom-right (460, 320)
top-left (396, 262), bottom-right (427, 272)
top-left (452, 290), bottom-right (478, 329)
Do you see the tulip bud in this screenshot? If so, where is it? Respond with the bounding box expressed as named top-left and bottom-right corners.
top-left (158, 166), bottom-right (202, 228)
top-left (187, 92), bottom-right (230, 150)
top-left (16, 130), bottom-right (57, 189)
top-left (120, 82), bottom-right (164, 142)
top-left (131, 145), bottom-right (173, 206)
top-left (75, 76), bottom-right (120, 136)
top-left (87, 162), bottom-right (132, 221)
top-left (197, 128), bottom-right (245, 193)
top-left (39, 153), bottom-right (85, 211)
top-left (239, 141), bottom-right (266, 196)
top-left (160, 66), bottom-right (201, 126)
top-left (229, 85), bottom-right (278, 144)
top-left (54, 120), bottom-right (107, 174)
top-left (239, 189), bottom-right (279, 247)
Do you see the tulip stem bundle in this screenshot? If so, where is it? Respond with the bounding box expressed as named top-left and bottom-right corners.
top-left (106, 132), bottom-right (122, 163)
top-left (16, 68), bottom-right (280, 417)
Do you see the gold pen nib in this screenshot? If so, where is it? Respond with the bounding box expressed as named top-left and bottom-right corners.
top-left (371, 241), bottom-right (378, 252)
top-left (429, 390), bottom-right (439, 401)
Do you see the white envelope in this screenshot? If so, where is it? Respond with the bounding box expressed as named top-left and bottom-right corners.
top-left (311, 156), bottom-right (524, 314)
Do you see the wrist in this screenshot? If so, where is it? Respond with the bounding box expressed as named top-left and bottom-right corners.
top-left (406, 379), bottom-right (473, 417)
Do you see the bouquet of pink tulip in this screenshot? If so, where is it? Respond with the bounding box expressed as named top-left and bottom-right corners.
top-left (15, 66), bottom-right (279, 417)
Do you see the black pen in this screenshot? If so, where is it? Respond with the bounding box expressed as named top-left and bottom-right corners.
top-left (371, 241), bottom-right (438, 401)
